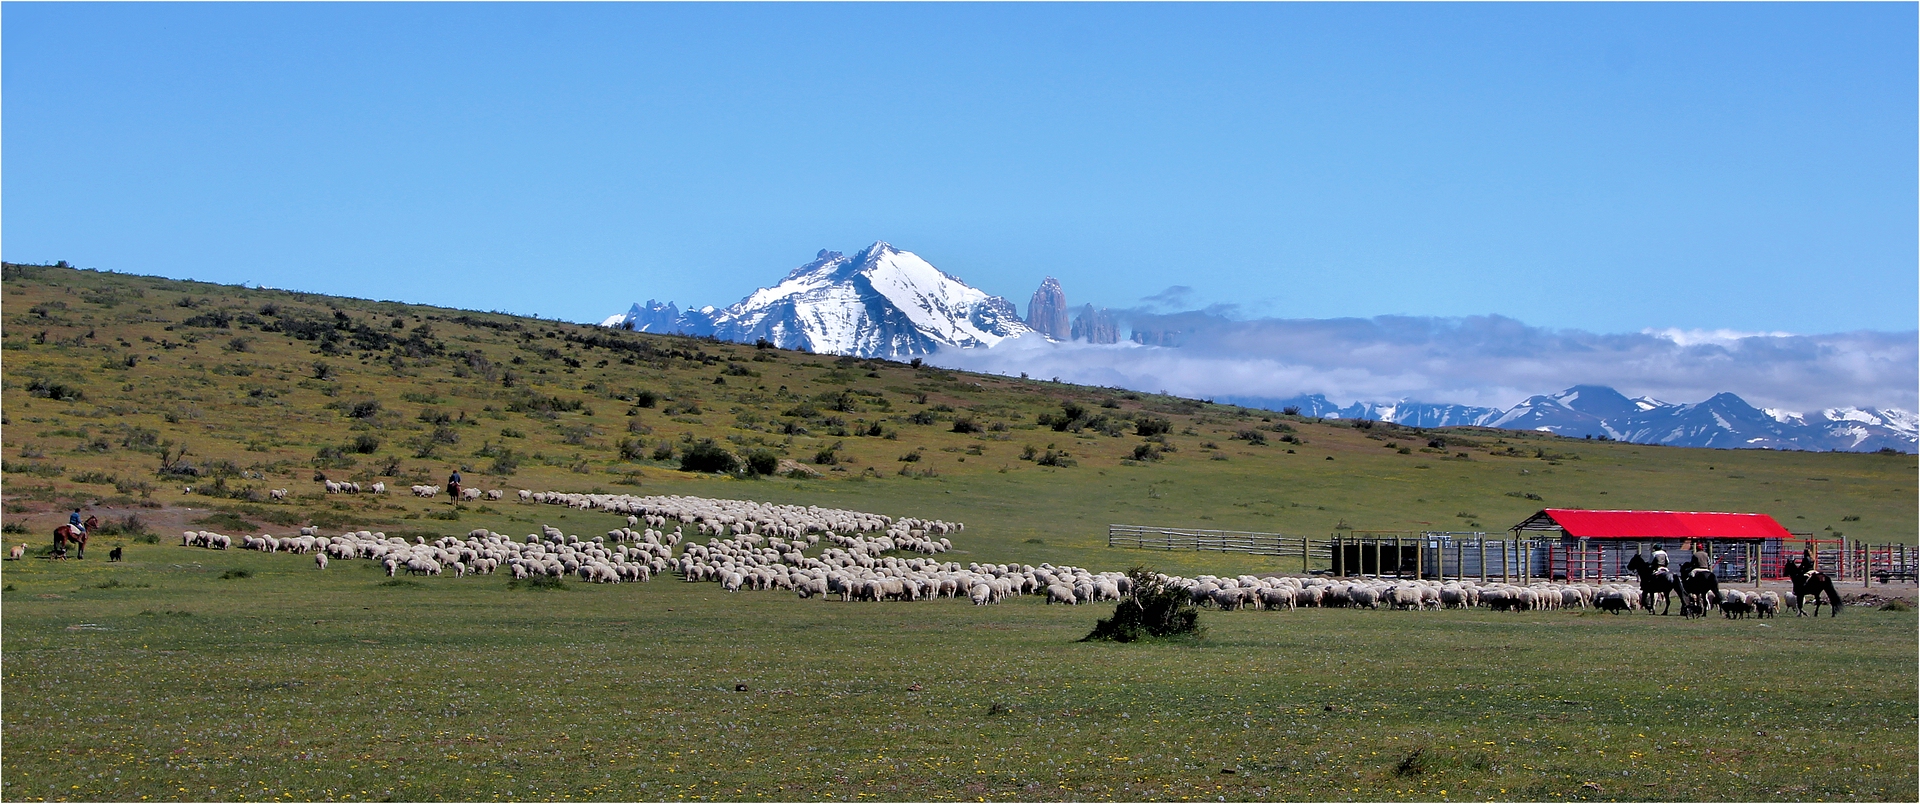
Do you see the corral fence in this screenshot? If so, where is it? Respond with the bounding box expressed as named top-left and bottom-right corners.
top-left (1108, 524), bottom-right (1918, 586)
top-left (1105, 524), bottom-right (1330, 573)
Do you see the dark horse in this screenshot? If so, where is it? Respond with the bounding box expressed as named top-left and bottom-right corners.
top-left (1626, 554), bottom-right (1681, 615)
top-left (1679, 568), bottom-right (1719, 618)
top-left (1783, 555), bottom-right (1843, 617)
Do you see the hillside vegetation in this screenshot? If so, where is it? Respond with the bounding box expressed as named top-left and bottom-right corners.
top-left (3, 262), bottom-right (1913, 573)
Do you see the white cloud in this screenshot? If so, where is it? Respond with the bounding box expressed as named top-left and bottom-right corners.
top-left (1642, 327), bottom-right (1797, 347)
top-left (930, 313), bottom-right (1918, 413)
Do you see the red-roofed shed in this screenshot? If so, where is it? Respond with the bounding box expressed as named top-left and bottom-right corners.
top-left (1509, 509), bottom-right (1791, 581)
top-left (1511, 509), bottom-right (1792, 541)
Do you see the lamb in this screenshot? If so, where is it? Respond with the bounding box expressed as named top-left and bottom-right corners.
top-left (8, 545), bottom-right (24, 560)
top-left (315, 553), bottom-right (328, 570)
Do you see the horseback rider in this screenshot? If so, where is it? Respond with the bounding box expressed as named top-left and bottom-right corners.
top-left (447, 469), bottom-right (463, 499)
top-left (1684, 540), bottom-right (1714, 580)
top-left (1651, 547), bottom-right (1670, 570)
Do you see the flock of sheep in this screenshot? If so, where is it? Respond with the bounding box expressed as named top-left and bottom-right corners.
top-left (171, 488), bottom-right (1774, 617)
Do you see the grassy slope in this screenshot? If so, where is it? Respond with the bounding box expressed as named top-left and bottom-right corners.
top-left (3, 263), bottom-right (1916, 801)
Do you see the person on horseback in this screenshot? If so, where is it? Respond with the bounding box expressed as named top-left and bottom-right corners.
top-left (1652, 547), bottom-right (1670, 570)
top-left (1681, 540), bottom-right (1713, 579)
top-left (447, 469), bottom-right (463, 500)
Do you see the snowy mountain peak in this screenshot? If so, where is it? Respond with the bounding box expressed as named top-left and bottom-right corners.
top-left (602, 243), bottom-right (1031, 359)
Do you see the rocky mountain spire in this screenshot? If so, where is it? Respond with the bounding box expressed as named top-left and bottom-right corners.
top-left (1025, 277), bottom-right (1069, 340)
top-left (1070, 304), bottom-right (1119, 344)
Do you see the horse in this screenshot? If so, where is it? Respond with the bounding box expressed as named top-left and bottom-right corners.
top-left (1679, 567), bottom-right (1719, 618)
top-left (52, 525), bottom-right (81, 560)
top-left (1783, 556), bottom-right (1842, 617)
top-left (1626, 554), bottom-right (1681, 615)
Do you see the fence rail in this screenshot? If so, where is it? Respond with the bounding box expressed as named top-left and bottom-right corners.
top-left (1106, 524), bottom-right (1329, 573)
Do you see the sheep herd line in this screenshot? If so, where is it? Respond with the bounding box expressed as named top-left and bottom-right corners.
top-left (167, 489), bottom-right (1791, 617)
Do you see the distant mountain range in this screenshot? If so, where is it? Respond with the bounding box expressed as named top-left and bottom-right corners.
top-left (1222, 385), bottom-right (1917, 453)
top-left (602, 243), bottom-right (1914, 453)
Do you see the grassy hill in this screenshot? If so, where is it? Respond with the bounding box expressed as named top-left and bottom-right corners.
top-left (3, 261), bottom-right (1913, 573)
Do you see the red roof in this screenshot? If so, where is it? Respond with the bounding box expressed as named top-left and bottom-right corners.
top-left (1519, 509), bottom-right (1791, 540)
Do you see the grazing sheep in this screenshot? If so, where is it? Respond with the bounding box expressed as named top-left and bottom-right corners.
top-left (269, 488), bottom-right (289, 500)
top-left (370, 482), bottom-right (386, 494)
top-left (315, 553), bottom-right (328, 570)
top-left (486, 489), bottom-right (504, 501)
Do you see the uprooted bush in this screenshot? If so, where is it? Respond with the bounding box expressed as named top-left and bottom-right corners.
top-left (1082, 566), bottom-right (1204, 643)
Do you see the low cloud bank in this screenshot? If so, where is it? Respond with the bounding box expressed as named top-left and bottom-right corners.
top-left (930, 312), bottom-right (1918, 414)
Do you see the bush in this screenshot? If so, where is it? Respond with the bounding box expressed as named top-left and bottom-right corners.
top-left (633, 390), bottom-right (659, 408)
top-left (93, 514), bottom-right (151, 538)
top-left (350, 435), bottom-right (381, 454)
top-left (1036, 450), bottom-right (1076, 468)
top-left (346, 399), bottom-right (382, 419)
top-left (743, 448), bottom-right (779, 476)
top-left (650, 441), bottom-right (677, 462)
top-left (1135, 416), bottom-right (1172, 437)
top-left (679, 440), bottom-right (740, 474)
top-left (951, 417), bottom-right (980, 434)
top-left (1082, 567), bottom-right (1204, 643)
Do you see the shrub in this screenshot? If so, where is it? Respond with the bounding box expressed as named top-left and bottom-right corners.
top-left (650, 441), bottom-right (676, 462)
top-left (633, 390), bottom-right (659, 408)
top-left (1131, 443), bottom-right (1164, 461)
top-left (350, 435), bottom-right (381, 454)
top-left (679, 440), bottom-right (740, 474)
top-left (346, 399), bottom-right (382, 419)
top-left (1036, 450), bottom-right (1076, 468)
top-left (1233, 429), bottom-right (1268, 446)
top-left (1082, 567), bottom-right (1204, 643)
top-left (93, 514), bottom-right (151, 538)
top-left (951, 417), bottom-right (980, 434)
top-left (743, 448), bottom-right (779, 476)
top-left (25, 378), bottom-right (84, 402)
top-left (1135, 416), bottom-right (1172, 437)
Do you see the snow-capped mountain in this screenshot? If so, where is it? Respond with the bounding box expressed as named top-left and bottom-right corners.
top-left (1224, 386), bottom-right (1915, 453)
top-left (601, 242), bottom-right (1031, 359)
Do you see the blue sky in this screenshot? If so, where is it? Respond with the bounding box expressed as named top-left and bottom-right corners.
top-left (5, 2), bottom-right (1915, 335)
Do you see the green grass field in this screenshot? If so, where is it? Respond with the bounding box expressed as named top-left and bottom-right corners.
top-left (3, 547), bottom-right (1915, 802)
top-left (4, 263), bottom-right (1916, 801)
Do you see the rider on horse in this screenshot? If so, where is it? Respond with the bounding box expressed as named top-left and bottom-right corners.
top-left (1682, 540), bottom-right (1713, 580)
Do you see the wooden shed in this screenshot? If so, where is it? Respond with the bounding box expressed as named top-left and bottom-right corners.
top-left (1508, 508), bottom-right (1792, 581)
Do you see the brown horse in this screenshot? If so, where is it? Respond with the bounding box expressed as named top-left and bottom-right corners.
top-left (53, 525), bottom-right (83, 559)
